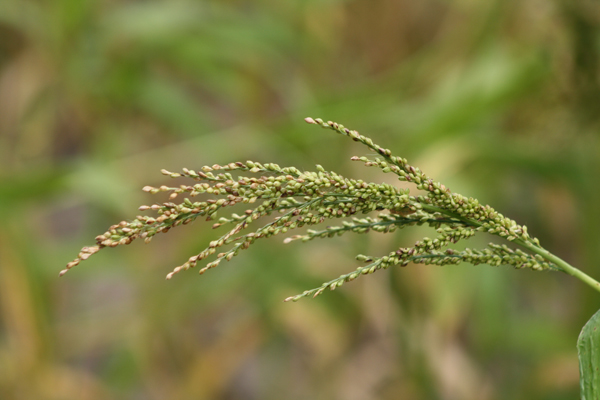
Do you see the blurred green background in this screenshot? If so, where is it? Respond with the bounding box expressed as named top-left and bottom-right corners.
top-left (1, 0), bottom-right (600, 399)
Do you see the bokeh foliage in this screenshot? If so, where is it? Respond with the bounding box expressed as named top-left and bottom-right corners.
top-left (1, 0), bottom-right (600, 399)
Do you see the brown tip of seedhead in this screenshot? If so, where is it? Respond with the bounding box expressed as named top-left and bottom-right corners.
top-left (59, 258), bottom-right (81, 276)
top-left (304, 117), bottom-right (316, 124)
top-left (284, 296), bottom-right (294, 302)
top-left (166, 266), bottom-right (183, 280)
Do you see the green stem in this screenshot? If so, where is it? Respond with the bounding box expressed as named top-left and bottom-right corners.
top-left (419, 203), bottom-right (600, 294)
top-left (517, 240), bottom-right (600, 294)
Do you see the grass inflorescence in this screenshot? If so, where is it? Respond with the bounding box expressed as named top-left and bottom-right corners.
top-left (63, 118), bottom-right (600, 300)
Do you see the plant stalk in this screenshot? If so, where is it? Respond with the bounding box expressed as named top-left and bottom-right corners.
top-left (419, 203), bottom-right (600, 294)
top-left (518, 241), bottom-right (600, 294)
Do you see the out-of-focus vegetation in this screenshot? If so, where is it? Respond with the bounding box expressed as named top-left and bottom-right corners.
top-left (1, 0), bottom-right (599, 399)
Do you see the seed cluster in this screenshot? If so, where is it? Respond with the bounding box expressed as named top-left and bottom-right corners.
top-left (63, 118), bottom-right (557, 301)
